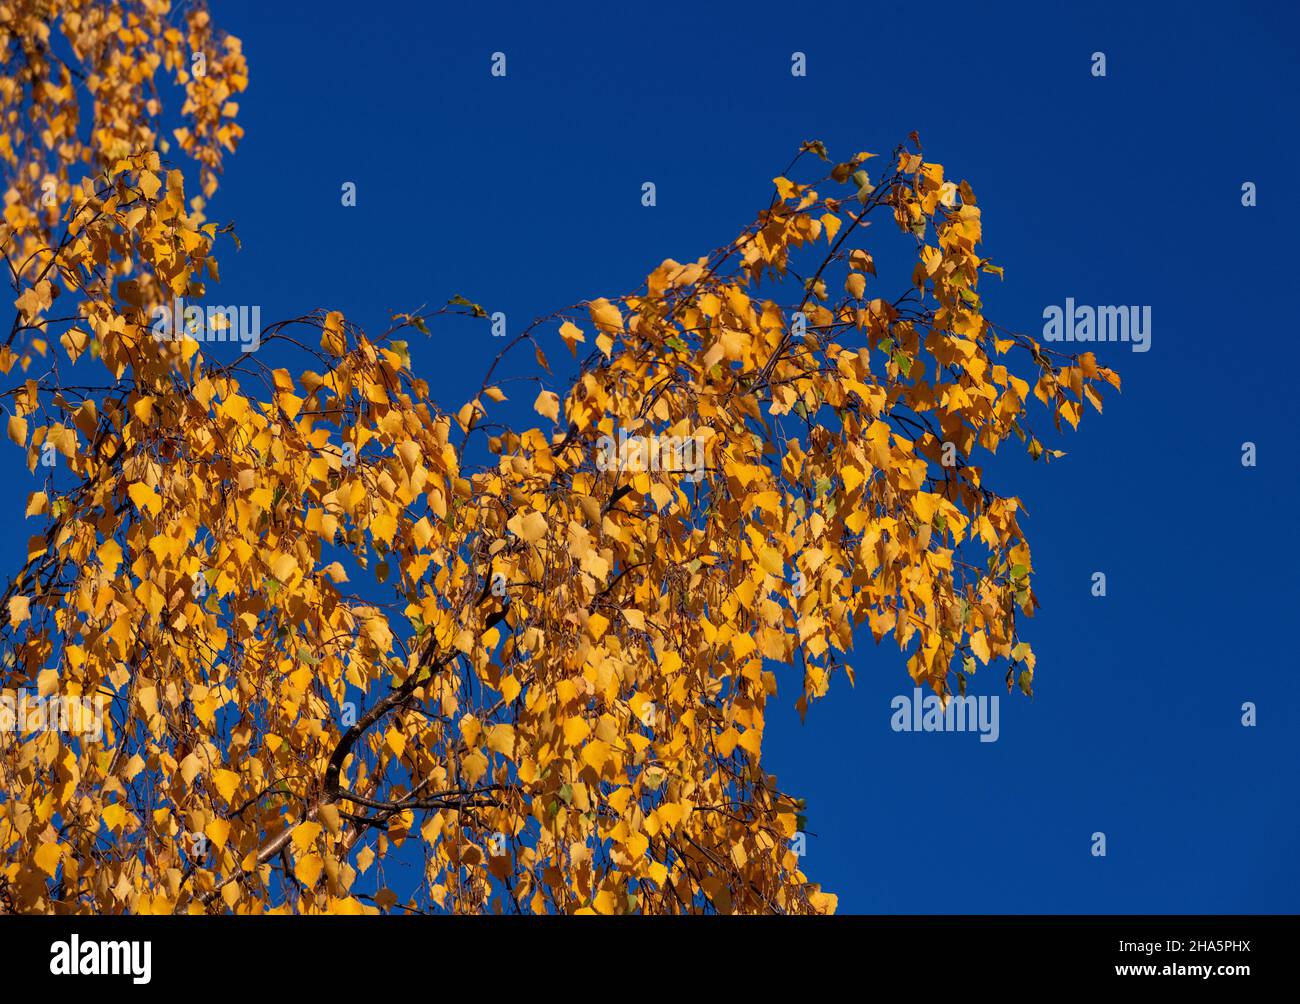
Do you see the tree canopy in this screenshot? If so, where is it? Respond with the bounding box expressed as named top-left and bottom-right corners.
top-left (0, 1), bottom-right (1117, 914)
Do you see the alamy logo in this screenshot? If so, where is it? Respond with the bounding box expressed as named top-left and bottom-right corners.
top-left (890, 687), bottom-right (1000, 743)
top-left (151, 296), bottom-right (261, 353)
top-left (595, 429), bottom-right (706, 483)
top-left (1042, 298), bottom-right (1151, 353)
top-left (49, 936), bottom-right (151, 984)
top-left (1, 690), bottom-right (106, 741)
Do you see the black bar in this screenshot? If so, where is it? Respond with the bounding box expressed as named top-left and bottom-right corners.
top-left (0, 914), bottom-right (1283, 989)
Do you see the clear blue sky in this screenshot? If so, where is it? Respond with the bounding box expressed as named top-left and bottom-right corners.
top-left (10, 0), bottom-right (1299, 912)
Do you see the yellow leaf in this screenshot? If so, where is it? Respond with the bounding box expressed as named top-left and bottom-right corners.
top-left (507, 510), bottom-right (548, 544)
top-left (563, 717), bottom-right (591, 746)
top-left (385, 727), bottom-right (406, 757)
top-left (462, 749), bottom-right (489, 784)
top-left (912, 492), bottom-right (941, 524)
top-left (319, 804), bottom-right (342, 835)
top-left (593, 888), bottom-right (620, 914)
top-left (205, 817), bottom-right (231, 849)
top-left (180, 759), bottom-right (202, 790)
top-left (34, 841), bottom-right (62, 877)
top-left (137, 685), bottom-right (159, 719)
top-left (533, 390), bottom-right (560, 423)
top-left (210, 769), bottom-right (239, 803)
top-left (138, 170), bottom-right (161, 200)
top-left (102, 802), bottom-right (128, 832)
top-left (270, 551), bottom-right (298, 583)
top-left (737, 729), bottom-right (762, 756)
top-left (370, 512), bottom-right (397, 545)
top-left (559, 321), bottom-right (586, 356)
top-left (586, 612), bottom-right (609, 640)
top-left (362, 615), bottom-right (393, 653)
top-left (321, 311), bottom-right (346, 355)
top-left (291, 821), bottom-right (322, 853)
top-left (582, 739), bottom-right (611, 771)
top-left (6, 414), bottom-right (26, 445)
top-left (295, 853), bottom-right (324, 886)
top-left (8, 595), bottom-right (29, 627)
top-left (485, 724), bottom-right (515, 757)
top-left (588, 298), bottom-right (623, 332)
top-left (127, 482), bottom-right (162, 518)
top-left (625, 830), bottom-right (649, 860)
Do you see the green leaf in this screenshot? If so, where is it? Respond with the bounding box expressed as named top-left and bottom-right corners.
top-left (800, 139), bottom-right (829, 161)
top-left (448, 294), bottom-right (488, 319)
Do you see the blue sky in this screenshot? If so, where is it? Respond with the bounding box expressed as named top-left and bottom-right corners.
top-left (9, 0), bottom-right (1299, 912)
